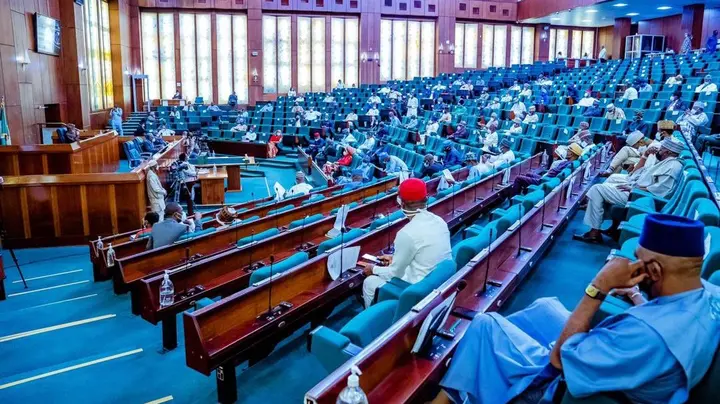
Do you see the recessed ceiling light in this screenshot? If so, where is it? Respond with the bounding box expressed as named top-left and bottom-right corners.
top-left (657, 6), bottom-right (671, 10)
top-left (551, 17), bottom-right (560, 21)
top-left (614, 3), bottom-right (628, 7)
top-left (586, 9), bottom-right (598, 13)
top-left (627, 12), bottom-right (639, 16)
top-left (581, 19), bottom-right (592, 23)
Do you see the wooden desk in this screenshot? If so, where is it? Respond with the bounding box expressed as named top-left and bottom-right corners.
top-left (196, 164), bottom-right (241, 191)
top-left (207, 140), bottom-right (269, 158)
top-left (151, 99), bottom-right (187, 107)
top-left (194, 168), bottom-right (227, 204)
top-left (0, 131), bottom-right (120, 175)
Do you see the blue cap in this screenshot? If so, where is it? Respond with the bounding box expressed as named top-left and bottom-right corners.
top-left (639, 214), bottom-right (705, 257)
top-left (500, 138), bottom-right (512, 149)
top-left (378, 152), bottom-right (389, 160)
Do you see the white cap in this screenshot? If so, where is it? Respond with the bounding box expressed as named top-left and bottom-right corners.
top-left (348, 366), bottom-right (362, 388)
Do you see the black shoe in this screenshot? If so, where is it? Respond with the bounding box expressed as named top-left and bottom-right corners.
top-left (572, 232), bottom-right (603, 244)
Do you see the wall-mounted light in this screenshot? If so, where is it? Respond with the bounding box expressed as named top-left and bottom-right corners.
top-left (360, 49), bottom-right (380, 66)
top-left (124, 66), bottom-right (131, 75)
top-left (252, 68), bottom-right (259, 82)
top-left (78, 62), bottom-right (87, 72)
top-left (439, 40), bottom-right (455, 55)
top-left (17, 49), bottom-right (30, 70)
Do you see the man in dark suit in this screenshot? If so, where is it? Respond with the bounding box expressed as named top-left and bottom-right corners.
top-left (146, 202), bottom-right (200, 250)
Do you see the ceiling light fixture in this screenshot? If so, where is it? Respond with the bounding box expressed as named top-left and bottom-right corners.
top-left (586, 9), bottom-right (598, 13)
top-left (626, 12), bottom-right (639, 16)
top-left (657, 6), bottom-right (671, 10)
top-left (581, 19), bottom-right (592, 23)
top-left (614, 3), bottom-right (628, 7)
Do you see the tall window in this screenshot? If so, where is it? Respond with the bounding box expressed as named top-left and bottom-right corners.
top-left (482, 24), bottom-right (507, 68)
top-left (549, 29), bottom-right (569, 60)
top-left (582, 31), bottom-right (595, 59)
top-left (571, 30), bottom-right (582, 59)
top-left (380, 19), bottom-right (435, 82)
top-left (216, 14), bottom-right (249, 104)
top-left (84, 0), bottom-right (113, 111)
top-left (330, 17), bottom-right (359, 88)
top-left (521, 27), bottom-right (535, 64)
top-left (455, 23), bottom-right (478, 69)
top-left (510, 26), bottom-right (536, 65)
top-left (141, 13), bottom-right (176, 101)
top-left (177, 13), bottom-right (212, 103)
top-left (263, 15), bottom-right (292, 94)
top-left (298, 17), bottom-right (326, 93)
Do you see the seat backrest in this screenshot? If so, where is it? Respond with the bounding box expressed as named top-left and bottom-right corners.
top-left (248, 251), bottom-right (309, 284)
top-left (669, 181), bottom-right (709, 217)
top-left (317, 228), bottom-right (367, 254)
top-left (453, 227), bottom-right (492, 268)
top-left (288, 214), bottom-right (325, 229)
top-left (393, 259), bottom-right (457, 322)
top-left (701, 227), bottom-right (720, 280)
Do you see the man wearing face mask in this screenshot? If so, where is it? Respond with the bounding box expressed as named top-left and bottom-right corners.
top-left (146, 202), bottom-right (201, 250)
top-left (419, 153), bottom-right (444, 178)
top-left (432, 214), bottom-right (719, 404)
top-left (359, 178), bottom-right (452, 308)
top-left (623, 110), bottom-right (647, 136)
top-left (601, 130), bottom-right (646, 176)
top-left (677, 101), bottom-right (709, 141)
top-left (695, 75), bottom-right (718, 93)
top-left (575, 138), bottom-right (685, 244)
top-left (665, 91), bottom-right (686, 112)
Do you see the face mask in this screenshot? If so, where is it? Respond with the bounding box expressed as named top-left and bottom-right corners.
top-left (655, 132), bottom-right (662, 140)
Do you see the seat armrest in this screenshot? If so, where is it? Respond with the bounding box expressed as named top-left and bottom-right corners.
top-left (618, 222), bottom-right (642, 245)
top-left (309, 326), bottom-right (355, 371)
top-left (628, 189), bottom-right (668, 209)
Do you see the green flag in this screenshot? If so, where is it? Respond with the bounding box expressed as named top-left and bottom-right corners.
top-left (0, 98), bottom-right (9, 145)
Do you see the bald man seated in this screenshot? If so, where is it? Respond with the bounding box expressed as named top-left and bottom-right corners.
top-left (433, 214), bottom-right (720, 404)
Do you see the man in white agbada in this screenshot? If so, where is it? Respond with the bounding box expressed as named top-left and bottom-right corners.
top-left (695, 74), bottom-right (718, 93)
top-left (522, 106), bottom-right (539, 124)
top-left (574, 138), bottom-right (684, 244)
top-left (511, 98), bottom-right (526, 119)
top-left (145, 160), bottom-right (167, 215)
top-left (486, 138), bottom-right (516, 167)
top-left (676, 101), bottom-right (709, 141)
top-left (603, 103), bottom-right (626, 120)
top-left (406, 93), bottom-right (419, 117)
top-left (620, 81), bottom-right (638, 101)
top-left (576, 91), bottom-right (596, 107)
top-left (601, 130), bottom-right (646, 175)
top-left (482, 123), bottom-right (499, 150)
top-left (465, 152), bottom-right (492, 180)
top-left (358, 178), bottom-right (451, 308)
top-left (508, 118), bottom-right (523, 134)
top-left (519, 83), bottom-right (532, 98)
top-left (286, 171), bottom-right (314, 197)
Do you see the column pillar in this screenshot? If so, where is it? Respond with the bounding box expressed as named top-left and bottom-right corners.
top-left (612, 17), bottom-right (631, 61)
top-left (681, 4), bottom-right (705, 49)
top-left (59, 0), bottom-right (90, 129)
top-left (359, 2), bottom-right (381, 85)
top-left (536, 25), bottom-right (550, 62)
top-left (109, 0), bottom-right (134, 113)
top-left (247, 0), bottom-right (263, 106)
top-left (436, 1), bottom-right (456, 75)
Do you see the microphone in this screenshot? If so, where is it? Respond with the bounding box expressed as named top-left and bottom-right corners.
top-left (383, 208), bottom-right (394, 255)
top-left (245, 229), bottom-right (256, 272)
top-left (371, 190), bottom-right (379, 219)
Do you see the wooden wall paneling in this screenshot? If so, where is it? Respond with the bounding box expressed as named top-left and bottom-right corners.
top-left (597, 25), bottom-right (613, 59)
top-left (195, 0), bottom-right (216, 8)
top-left (612, 17), bottom-right (631, 62)
top-left (26, 185), bottom-right (55, 240)
top-left (313, 0), bottom-right (331, 12)
top-left (215, 0), bottom-right (232, 9)
top-left (86, 184), bottom-right (114, 236)
top-left (0, 0), bottom-right (14, 46)
top-left (638, 14), bottom-right (682, 54)
top-left (290, 14), bottom-right (298, 96)
top-left (425, 0), bottom-right (439, 17)
top-left (277, 0), bottom-right (293, 12)
top-left (0, 187), bottom-right (26, 240)
top-left (331, 0), bottom-right (347, 13)
top-left (517, 0), bottom-right (597, 21)
top-left (263, 0), bottom-right (278, 11)
top-left (455, 0), bottom-right (470, 19)
top-left (246, 3), bottom-right (263, 105)
top-left (176, 0), bottom-right (194, 9)
top-left (56, 185), bottom-right (86, 237)
top-left (297, 0), bottom-right (313, 12)
top-left (681, 4), bottom-right (704, 49)
top-left (115, 182), bottom-right (146, 233)
top-left (380, 0), bottom-right (395, 15)
top-left (211, 13), bottom-right (219, 105)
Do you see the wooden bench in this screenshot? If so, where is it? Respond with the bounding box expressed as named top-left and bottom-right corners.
top-left (114, 178), bottom-right (398, 294)
top-left (135, 161), bottom-right (481, 349)
top-left (304, 148), bottom-right (606, 404)
top-left (90, 179), bottom-right (393, 283)
top-left (182, 154), bottom-right (542, 403)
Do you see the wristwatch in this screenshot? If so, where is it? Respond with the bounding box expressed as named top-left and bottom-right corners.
top-left (585, 283), bottom-right (607, 300)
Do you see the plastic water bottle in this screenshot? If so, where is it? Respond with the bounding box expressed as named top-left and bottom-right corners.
top-left (541, 149), bottom-right (549, 167)
top-left (336, 366), bottom-right (367, 404)
top-left (212, 164), bottom-right (217, 175)
top-left (95, 236), bottom-right (104, 258)
top-left (106, 243), bottom-right (116, 267)
top-left (159, 271), bottom-right (175, 308)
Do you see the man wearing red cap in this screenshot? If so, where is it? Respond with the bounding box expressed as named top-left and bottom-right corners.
top-left (359, 178), bottom-right (452, 308)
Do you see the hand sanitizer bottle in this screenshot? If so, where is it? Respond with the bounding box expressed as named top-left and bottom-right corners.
top-left (159, 271), bottom-right (175, 308)
top-left (336, 366), bottom-right (368, 404)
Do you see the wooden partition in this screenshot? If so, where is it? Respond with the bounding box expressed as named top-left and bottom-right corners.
top-left (0, 138), bottom-right (187, 248)
top-left (0, 131), bottom-right (120, 176)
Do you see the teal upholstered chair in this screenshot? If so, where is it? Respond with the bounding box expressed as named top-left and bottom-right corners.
top-left (464, 204), bottom-right (525, 240)
top-left (330, 202), bottom-right (358, 215)
top-left (452, 226), bottom-right (493, 268)
top-left (301, 194), bottom-right (326, 206)
top-left (176, 227), bottom-right (216, 242)
top-left (309, 259), bottom-right (457, 371)
top-left (316, 228), bottom-right (367, 254)
top-left (237, 228), bottom-right (280, 247)
top-left (491, 189), bottom-right (544, 221)
top-left (267, 204), bottom-right (295, 216)
top-left (368, 210), bottom-right (405, 231)
top-left (248, 252), bottom-right (309, 284)
top-left (288, 214), bottom-right (325, 229)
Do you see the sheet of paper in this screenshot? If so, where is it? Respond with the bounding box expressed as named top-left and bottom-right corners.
top-left (327, 246), bottom-right (361, 280)
top-left (502, 168), bottom-right (510, 184)
top-left (705, 233), bottom-right (711, 260)
top-left (273, 182), bottom-right (286, 201)
top-left (411, 291), bottom-right (458, 354)
top-left (566, 175), bottom-right (576, 200)
top-left (326, 204), bottom-right (350, 238)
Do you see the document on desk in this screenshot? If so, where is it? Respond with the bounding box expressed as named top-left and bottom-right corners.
top-left (327, 246), bottom-right (361, 280)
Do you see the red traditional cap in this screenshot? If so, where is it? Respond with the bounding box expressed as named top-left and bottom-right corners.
top-left (398, 178), bottom-right (427, 202)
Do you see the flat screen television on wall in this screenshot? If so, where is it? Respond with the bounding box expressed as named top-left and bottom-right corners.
top-left (34, 13), bottom-right (61, 56)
